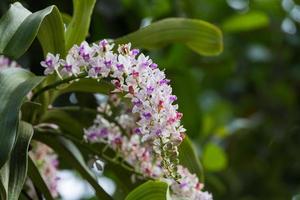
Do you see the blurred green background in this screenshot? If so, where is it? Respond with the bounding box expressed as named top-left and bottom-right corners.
top-left (1, 0), bottom-right (300, 199)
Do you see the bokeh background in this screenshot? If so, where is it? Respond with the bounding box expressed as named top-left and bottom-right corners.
top-left (1, 0), bottom-right (300, 199)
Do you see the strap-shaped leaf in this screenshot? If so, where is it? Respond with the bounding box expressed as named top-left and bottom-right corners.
top-left (40, 109), bottom-right (85, 138)
top-left (0, 2), bottom-right (31, 53)
top-left (8, 121), bottom-right (34, 200)
top-left (178, 136), bottom-right (204, 181)
top-left (37, 6), bottom-right (66, 57)
top-left (34, 133), bottom-right (113, 200)
top-left (50, 78), bottom-right (113, 104)
top-left (115, 18), bottom-right (223, 56)
top-left (0, 2), bottom-right (65, 58)
top-left (125, 181), bottom-right (170, 200)
top-left (0, 68), bottom-right (44, 169)
top-left (65, 0), bottom-right (96, 50)
top-left (28, 157), bottom-right (55, 200)
top-left (0, 122), bottom-right (34, 200)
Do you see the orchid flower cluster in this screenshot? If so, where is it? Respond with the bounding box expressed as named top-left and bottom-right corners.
top-left (41, 40), bottom-right (186, 177)
top-left (41, 40), bottom-right (212, 199)
top-left (84, 99), bottom-right (212, 200)
top-left (29, 142), bottom-right (60, 198)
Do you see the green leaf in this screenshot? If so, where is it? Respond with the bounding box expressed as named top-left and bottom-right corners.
top-left (37, 6), bottom-right (66, 57)
top-left (8, 121), bottom-right (34, 200)
top-left (61, 13), bottom-right (72, 26)
top-left (125, 181), bottom-right (170, 200)
top-left (115, 18), bottom-right (223, 56)
top-left (222, 11), bottom-right (269, 33)
top-left (0, 2), bottom-right (31, 55)
top-left (50, 78), bottom-right (113, 103)
top-left (0, 2), bottom-right (65, 58)
top-left (34, 133), bottom-right (113, 200)
top-left (178, 136), bottom-right (204, 181)
top-left (0, 68), bottom-right (44, 169)
top-left (202, 143), bottom-right (228, 172)
top-left (65, 0), bottom-right (96, 50)
top-left (293, 195), bottom-right (300, 200)
top-left (0, 122), bottom-right (34, 200)
top-left (40, 109), bottom-right (85, 138)
top-left (28, 157), bottom-right (55, 200)
top-left (21, 101), bottom-right (42, 123)
top-left (3, 5), bottom-right (65, 58)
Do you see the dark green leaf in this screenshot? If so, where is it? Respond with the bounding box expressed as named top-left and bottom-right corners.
top-left (179, 136), bottom-right (204, 181)
top-left (0, 68), bottom-right (44, 168)
top-left (65, 0), bottom-right (96, 50)
top-left (51, 78), bottom-right (113, 103)
top-left (28, 157), bottom-right (55, 200)
top-left (8, 121), bottom-right (34, 200)
top-left (40, 109), bottom-right (85, 138)
top-left (3, 4), bottom-right (65, 58)
top-left (115, 18), bottom-right (223, 56)
top-left (0, 2), bottom-right (31, 55)
top-left (222, 11), bottom-right (269, 33)
top-left (125, 181), bottom-right (170, 200)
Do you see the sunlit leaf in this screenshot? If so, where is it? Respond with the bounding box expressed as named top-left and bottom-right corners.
top-left (125, 181), bottom-right (170, 200)
top-left (65, 0), bottom-right (96, 50)
top-left (222, 11), bottom-right (269, 33)
top-left (0, 68), bottom-right (44, 168)
top-left (202, 143), bottom-right (228, 172)
top-left (115, 18), bottom-right (223, 56)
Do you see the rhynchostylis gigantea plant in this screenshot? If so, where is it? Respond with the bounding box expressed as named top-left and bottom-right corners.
top-left (0, 1), bottom-right (223, 200)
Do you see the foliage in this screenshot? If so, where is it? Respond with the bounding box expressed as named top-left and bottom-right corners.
top-left (1, 0), bottom-right (300, 199)
top-left (0, 0), bottom-right (222, 200)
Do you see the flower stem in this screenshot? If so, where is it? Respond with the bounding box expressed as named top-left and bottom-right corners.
top-left (52, 106), bottom-right (129, 137)
top-left (34, 127), bottom-right (145, 178)
top-left (31, 72), bottom-right (88, 101)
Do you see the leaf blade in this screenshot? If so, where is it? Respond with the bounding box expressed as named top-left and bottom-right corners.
top-left (3, 5), bottom-right (65, 58)
top-left (8, 121), bottom-right (34, 200)
top-left (28, 157), bottom-right (55, 200)
top-left (0, 2), bottom-right (31, 53)
top-left (0, 68), bottom-right (44, 168)
top-left (125, 181), bottom-right (170, 200)
top-left (37, 5), bottom-right (66, 57)
top-left (115, 18), bottom-right (223, 56)
top-left (65, 0), bottom-right (96, 50)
